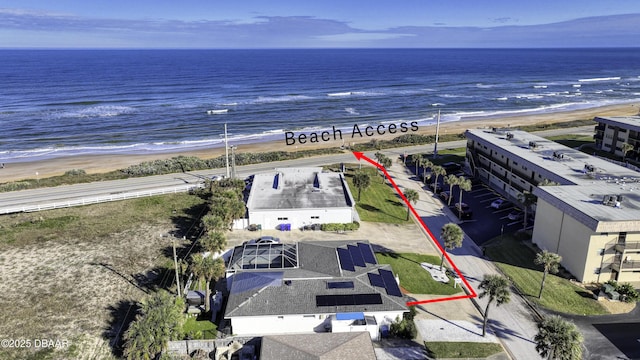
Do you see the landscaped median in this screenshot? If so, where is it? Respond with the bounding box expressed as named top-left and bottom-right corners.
top-left (424, 341), bottom-right (504, 359)
top-left (484, 234), bottom-right (608, 315)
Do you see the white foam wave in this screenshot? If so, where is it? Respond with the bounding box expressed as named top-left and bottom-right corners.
top-left (53, 105), bottom-right (135, 119)
top-left (578, 77), bottom-right (621, 82)
top-left (254, 95), bottom-right (312, 104)
top-left (344, 107), bottom-right (359, 115)
top-left (572, 84), bottom-right (581, 88)
top-left (533, 85), bottom-right (548, 89)
top-left (495, 97), bottom-right (508, 101)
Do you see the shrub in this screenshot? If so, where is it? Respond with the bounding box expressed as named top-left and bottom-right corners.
top-left (64, 169), bottom-right (87, 176)
top-left (320, 222), bottom-right (360, 231)
top-left (604, 280), bottom-right (639, 303)
top-left (390, 315), bottom-right (417, 339)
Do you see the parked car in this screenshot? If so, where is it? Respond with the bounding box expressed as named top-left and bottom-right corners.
top-left (453, 202), bottom-right (473, 220)
top-left (440, 191), bottom-right (453, 203)
top-left (429, 183), bottom-right (443, 194)
top-left (442, 162), bottom-right (462, 174)
top-left (507, 210), bottom-right (524, 221)
top-left (247, 236), bottom-right (281, 245)
top-left (490, 199), bottom-right (512, 210)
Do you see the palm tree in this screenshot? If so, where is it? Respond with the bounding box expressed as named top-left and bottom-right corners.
top-left (422, 158), bottom-right (433, 184)
top-left (444, 174), bottom-right (459, 206)
top-left (200, 231), bottom-right (227, 254)
top-left (518, 191), bottom-right (537, 230)
top-left (352, 170), bottom-right (371, 202)
top-left (123, 290), bottom-right (186, 360)
top-left (191, 254), bottom-right (225, 313)
top-left (534, 315), bottom-right (583, 360)
top-left (431, 165), bottom-right (446, 190)
top-left (534, 250), bottom-right (562, 299)
top-left (404, 189), bottom-right (419, 220)
top-left (440, 223), bottom-right (464, 270)
top-left (380, 156), bottom-right (392, 183)
top-left (456, 177), bottom-right (472, 217)
top-left (201, 214), bottom-right (225, 232)
top-left (479, 274), bottom-right (511, 337)
top-left (621, 142), bottom-right (634, 162)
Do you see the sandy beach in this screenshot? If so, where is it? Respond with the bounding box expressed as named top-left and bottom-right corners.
top-left (1, 103), bottom-right (638, 184)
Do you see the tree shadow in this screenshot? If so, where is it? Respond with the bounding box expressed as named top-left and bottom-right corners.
top-left (385, 198), bottom-right (404, 207)
top-left (103, 299), bottom-right (140, 358)
top-left (469, 314), bottom-right (536, 344)
top-left (170, 202), bottom-right (209, 241)
top-left (359, 204), bottom-right (381, 212)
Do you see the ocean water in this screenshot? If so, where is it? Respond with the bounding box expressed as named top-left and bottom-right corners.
top-left (1, 48), bottom-right (639, 162)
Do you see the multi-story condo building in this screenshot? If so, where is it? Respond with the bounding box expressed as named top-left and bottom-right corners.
top-left (465, 128), bottom-right (640, 283)
top-left (593, 115), bottom-right (640, 158)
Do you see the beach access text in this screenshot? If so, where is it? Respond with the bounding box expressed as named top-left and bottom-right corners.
top-left (285, 121), bottom-right (418, 146)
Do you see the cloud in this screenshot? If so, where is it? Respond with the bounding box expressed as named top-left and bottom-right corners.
top-left (1, 8), bottom-right (639, 48)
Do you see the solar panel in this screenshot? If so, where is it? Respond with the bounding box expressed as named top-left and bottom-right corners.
top-left (355, 293), bottom-right (383, 305)
top-left (348, 245), bottom-right (366, 267)
top-left (367, 272), bottom-right (385, 288)
top-left (327, 281), bottom-right (355, 289)
top-left (379, 269), bottom-right (403, 297)
top-left (357, 242), bottom-right (377, 264)
top-left (316, 294), bottom-right (383, 307)
top-left (337, 248), bottom-right (355, 271)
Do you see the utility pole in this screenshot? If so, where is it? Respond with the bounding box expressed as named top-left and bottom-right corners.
top-left (433, 109), bottom-right (441, 159)
top-left (224, 123), bottom-right (230, 178)
top-left (172, 237), bottom-right (181, 297)
top-left (230, 145), bottom-right (237, 179)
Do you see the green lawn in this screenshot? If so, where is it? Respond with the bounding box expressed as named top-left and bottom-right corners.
top-left (424, 341), bottom-right (504, 359)
top-left (183, 315), bottom-right (217, 339)
top-left (375, 253), bottom-right (462, 295)
top-left (485, 235), bottom-right (607, 315)
top-left (342, 166), bottom-right (409, 224)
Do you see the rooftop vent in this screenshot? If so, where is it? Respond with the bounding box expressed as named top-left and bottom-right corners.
top-left (584, 164), bottom-right (595, 173)
top-left (528, 141), bottom-right (538, 149)
top-left (553, 151), bottom-right (566, 160)
top-left (506, 132), bottom-right (514, 140)
top-left (602, 194), bottom-right (623, 207)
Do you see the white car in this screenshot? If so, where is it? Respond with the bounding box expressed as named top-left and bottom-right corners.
top-left (490, 199), bottom-right (511, 209)
top-left (247, 236), bottom-right (281, 245)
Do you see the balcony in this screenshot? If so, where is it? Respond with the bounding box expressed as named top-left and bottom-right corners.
top-left (614, 241), bottom-right (640, 253)
top-left (614, 260), bottom-right (640, 272)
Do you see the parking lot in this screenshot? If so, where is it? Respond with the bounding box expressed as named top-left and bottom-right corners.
top-left (408, 163), bottom-right (532, 246)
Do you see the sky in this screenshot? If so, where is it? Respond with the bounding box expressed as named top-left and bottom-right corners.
top-left (1, 1), bottom-right (640, 48)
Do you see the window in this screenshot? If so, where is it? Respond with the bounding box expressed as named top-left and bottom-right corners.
top-left (277, 217), bottom-right (288, 221)
top-left (303, 315), bottom-right (315, 318)
top-left (311, 216), bottom-right (319, 219)
top-left (513, 161), bottom-right (518, 166)
top-left (278, 316), bottom-right (284, 319)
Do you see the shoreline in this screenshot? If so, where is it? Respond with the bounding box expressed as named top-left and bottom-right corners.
top-left (1, 103), bottom-right (638, 183)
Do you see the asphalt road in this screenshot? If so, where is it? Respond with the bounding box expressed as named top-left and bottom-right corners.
top-left (0, 126), bottom-right (594, 215)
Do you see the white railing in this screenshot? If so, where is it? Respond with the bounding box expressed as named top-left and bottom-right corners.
top-left (0, 184), bottom-right (202, 215)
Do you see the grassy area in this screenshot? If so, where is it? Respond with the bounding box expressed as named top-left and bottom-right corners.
top-left (183, 315), bottom-right (217, 339)
top-left (341, 165), bottom-right (409, 224)
top-left (375, 253), bottom-right (462, 295)
top-left (485, 234), bottom-right (607, 315)
top-left (0, 193), bottom-right (206, 248)
top-left (545, 134), bottom-right (595, 149)
top-left (424, 341), bottom-right (504, 359)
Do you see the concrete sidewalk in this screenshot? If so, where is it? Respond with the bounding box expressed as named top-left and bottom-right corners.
top-left (386, 159), bottom-right (543, 360)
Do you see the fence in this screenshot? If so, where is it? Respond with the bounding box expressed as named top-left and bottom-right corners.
top-left (0, 184), bottom-right (200, 215)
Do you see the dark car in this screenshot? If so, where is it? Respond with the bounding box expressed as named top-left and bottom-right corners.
top-left (442, 162), bottom-right (462, 174)
top-left (429, 183), bottom-right (443, 194)
top-left (453, 202), bottom-right (473, 220)
top-left (440, 191), bottom-right (453, 203)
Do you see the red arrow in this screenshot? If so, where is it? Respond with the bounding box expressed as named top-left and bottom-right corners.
top-left (352, 151), bottom-right (383, 169)
top-left (352, 151), bottom-right (477, 305)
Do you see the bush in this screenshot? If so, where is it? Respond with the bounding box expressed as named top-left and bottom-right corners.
top-left (320, 222), bottom-right (360, 231)
top-left (64, 169), bottom-right (86, 176)
top-left (389, 315), bottom-right (417, 339)
top-left (604, 280), bottom-right (639, 303)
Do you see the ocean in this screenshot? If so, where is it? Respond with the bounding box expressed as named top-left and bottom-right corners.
top-left (1, 48), bottom-right (639, 162)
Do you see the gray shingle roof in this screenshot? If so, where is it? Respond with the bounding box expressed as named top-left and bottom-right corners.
top-left (224, 240), bottom-right (407, 318)
top-left (260, 332), bottom-right (377, 360)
